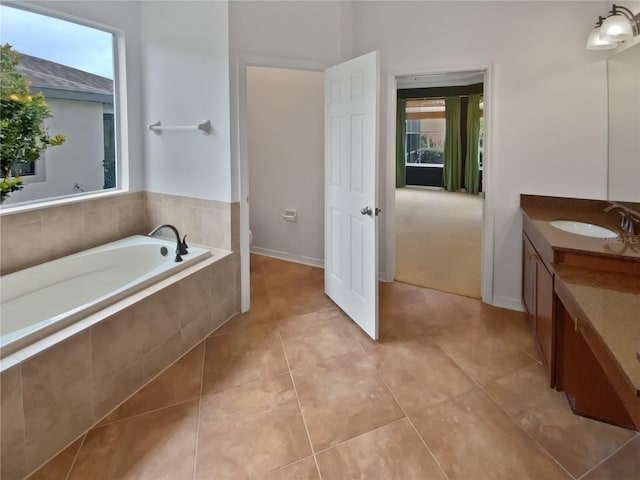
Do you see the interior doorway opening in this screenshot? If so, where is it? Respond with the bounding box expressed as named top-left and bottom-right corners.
top-left (393, 71), bottom-right (485, 298)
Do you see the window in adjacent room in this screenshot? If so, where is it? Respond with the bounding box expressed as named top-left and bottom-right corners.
top-left (405, 98), bottom-right (446, 166)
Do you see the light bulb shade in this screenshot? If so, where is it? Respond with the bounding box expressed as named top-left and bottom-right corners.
top-left (586, 26), bottom-right (618, 50)
top-left (600, 14), bottom-right (633, 42)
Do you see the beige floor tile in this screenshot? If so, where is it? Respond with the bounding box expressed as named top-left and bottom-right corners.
top-left (213, 292), bottom-right (274, 335)
top-left (26, 436), bottom-right (84, 480)
top-left (410, 389), bottom-right (571, 480)
top-left (582, 436), bottom-right (640, 480)
top-left (260, 457), bottom-right (319, 480)
top-left (350, 310), bottom-right (419, 354)
top-left (202, 323), bottom-right (288, 394)
top-left (196, 374), bottom-right (311, 479)
top-left (362, 287), bottom-right (473, 348)
top-left (483, 363), bottom-right (636, 478)
top-left (99, 342), bottom-right (204, 425)
top-left (367, 339), bottom-right (476, 414)
top-left (269, 279), bottom-right (335, 321)
top-left (379, 279), bottom-right (421, 299)
top-left (427, 309), bottom-right (537, 384)
top-left (22, 256), bottom-right (635, 480)
top-left (278, 308), bottom-right (362, 370)
top-left (69, 400), bottom-right (199, 480)
top-left (317, 418), bottom-right (446, 480)
top-left (259, 257), bottom-right (317, 290)
top-left (292, 351), bottom-right (404, 452)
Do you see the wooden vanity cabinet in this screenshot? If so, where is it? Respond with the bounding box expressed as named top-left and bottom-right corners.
top-left (522, 233), bottom-right (555, 386)
top-left (555, 297), bottom-right (636, 429)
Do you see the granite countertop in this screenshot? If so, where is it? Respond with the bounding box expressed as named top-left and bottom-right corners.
top-left (520, 194), bottom-right (640, 396)
top-left (553, 264), bottom-right (640, 396)
top-left (521, 195), bottom-right (640, 260)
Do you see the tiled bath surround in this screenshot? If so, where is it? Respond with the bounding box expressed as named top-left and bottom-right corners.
top-left (0, 192), bottom-right (146, 275)
top-left (0, 191), bottom-right (241, 479)
top-left (1, 253), bottom-right (239, 479)
top-left (144, 192), bottom-right (240, 252)
top-left (0, 191), bottom-right (240, 275)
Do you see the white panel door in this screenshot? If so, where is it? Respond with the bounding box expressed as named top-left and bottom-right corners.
top-left (324, 51), bottom-right (380, 340)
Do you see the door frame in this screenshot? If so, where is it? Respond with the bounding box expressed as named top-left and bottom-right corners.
top-left (384, 64), bottom-right (495, 304)
top-left (234, 54), bottom-right (326, 312)
top-left (235, 57), bottom-right (496, 310)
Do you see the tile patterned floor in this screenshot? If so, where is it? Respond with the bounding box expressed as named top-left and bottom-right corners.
top-left (28, 255), bottom-right (639, 480)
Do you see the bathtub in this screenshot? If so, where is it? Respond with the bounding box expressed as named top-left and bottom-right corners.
top-left (0, 235), bottom-right (211, 358)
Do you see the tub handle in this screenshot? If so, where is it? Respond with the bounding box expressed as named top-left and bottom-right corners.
top-left (181, 235), bottom-right (189, 254)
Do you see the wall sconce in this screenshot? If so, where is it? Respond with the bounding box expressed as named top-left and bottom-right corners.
top-left (586, 4), bottom-right (640, 50)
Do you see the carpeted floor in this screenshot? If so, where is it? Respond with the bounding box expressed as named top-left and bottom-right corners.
top-left (395, 187), bottom-right (482, 298)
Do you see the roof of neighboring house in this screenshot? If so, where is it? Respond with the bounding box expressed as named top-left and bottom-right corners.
top-left (16, 53), bottom-right (113, 103)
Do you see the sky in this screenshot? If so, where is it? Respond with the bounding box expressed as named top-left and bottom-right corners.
top-left (0, 5), bottom-right (114, 79)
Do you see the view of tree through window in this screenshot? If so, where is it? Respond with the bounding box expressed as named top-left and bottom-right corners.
top-left (404, 96), bottom-right (484, 168)
top-left (0, 5), bottom-right (118, 206)
top-left (405, 98), bottom-right (445, 165)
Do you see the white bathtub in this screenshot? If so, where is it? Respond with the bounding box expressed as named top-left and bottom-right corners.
top-left (0, 235), bottom-right (211, 358)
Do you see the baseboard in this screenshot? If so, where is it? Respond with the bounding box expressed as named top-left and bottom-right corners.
top-left (491, 295), bottom-right (525, 312)
top-left (250, 246), bottom-right (324, 268)
top-left (249, 247), bottom-right (391, 281)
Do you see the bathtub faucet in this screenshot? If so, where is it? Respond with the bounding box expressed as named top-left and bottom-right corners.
top-left (148, 224), bottom-right (189, 262)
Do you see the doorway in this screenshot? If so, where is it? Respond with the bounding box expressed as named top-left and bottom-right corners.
top-left (393, 71), bottom-right (485, 298)
top-left (246, 65), bottom-right (324, 267)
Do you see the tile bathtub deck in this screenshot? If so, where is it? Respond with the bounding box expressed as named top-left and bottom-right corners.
top-left (27, 255), bottom-right (639, 480)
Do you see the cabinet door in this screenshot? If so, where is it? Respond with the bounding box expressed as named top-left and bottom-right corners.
top-left (535, 260), bottom-right (554, 386)
top-left (522, 235), bottom-right (537, 323)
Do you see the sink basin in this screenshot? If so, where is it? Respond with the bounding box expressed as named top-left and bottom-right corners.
top-left (549, 220), bottom-right (619, 238)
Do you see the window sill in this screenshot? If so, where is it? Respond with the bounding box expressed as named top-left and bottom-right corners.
top-left (0, 189), bottom-right (130, 217)
top-left (406, 163), bottom-right (444, 168)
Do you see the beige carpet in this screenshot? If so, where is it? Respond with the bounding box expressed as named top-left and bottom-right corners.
top-left (395, 187), bottom-right (482, 298)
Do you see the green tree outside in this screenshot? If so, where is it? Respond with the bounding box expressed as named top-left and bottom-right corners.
top-left (0, 43), bottom-right (65, 203)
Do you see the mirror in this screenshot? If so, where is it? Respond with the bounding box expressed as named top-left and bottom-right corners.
top-left (0, 4), bottom-right (119, 208)
top-left (607, 41), bottom-right (640, 202)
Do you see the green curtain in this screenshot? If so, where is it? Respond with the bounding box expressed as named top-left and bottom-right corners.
top-left (443, 96), bottom-right (461, 191)
top-left (465, 94), bottom-right (481, 194)
top-left (395, 98), bottom-right (407, 188)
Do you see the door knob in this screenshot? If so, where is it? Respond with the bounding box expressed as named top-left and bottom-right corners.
top-left (360, 206), bottom-right (372, 216)
top-left (375, 208), bottom-right (382, 216)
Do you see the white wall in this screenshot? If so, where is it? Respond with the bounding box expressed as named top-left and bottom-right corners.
top-left (140, 1), bottom-right (231, 201)
top-left (247, 66), bottom-right (324, 264)
top-left (351, 1), bottom-right (611, 308)
top-left (4, 99), bottom-right (105, 204)
top-left (24, 0), bottom-right (144, 193)
top-left (229, 0), bottom-right (349, 203)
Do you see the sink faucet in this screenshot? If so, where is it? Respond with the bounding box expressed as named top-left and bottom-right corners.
top-left (604, 202), bottom-right (640, 235)
top-left (148, 224), bottom-right (189, 262)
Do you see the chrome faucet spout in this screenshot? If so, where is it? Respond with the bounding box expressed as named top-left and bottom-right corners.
top-left (604, 202), bottom-right (640, 235)
top-left (148, 224), bottom-right (189, 261)
top-left (604, 201), bottom-right (624, 213)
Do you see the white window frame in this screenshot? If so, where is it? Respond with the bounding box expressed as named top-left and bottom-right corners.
top-left (0, 1), bottom-right (129, 213)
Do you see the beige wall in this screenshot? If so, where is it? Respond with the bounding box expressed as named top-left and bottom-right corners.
top-left (144, 192), bottom-right (240, 252)
top-left (0, 193), bottom-right (146, 275)
top-left (0, 192), bottom-right (240, 275)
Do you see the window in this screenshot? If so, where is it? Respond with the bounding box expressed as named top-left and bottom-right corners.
top-left (404, 96), bottom-right (484, 168)
top-left (405, 98), bottom-right (445, 166)
top-left (0, 4), bottom-right (121, 207)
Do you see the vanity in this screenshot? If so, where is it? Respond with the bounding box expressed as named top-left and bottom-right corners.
top-left (520, 40), bottom-right (640, 431)
top-left (521, 195), bottom-right (640, 430)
